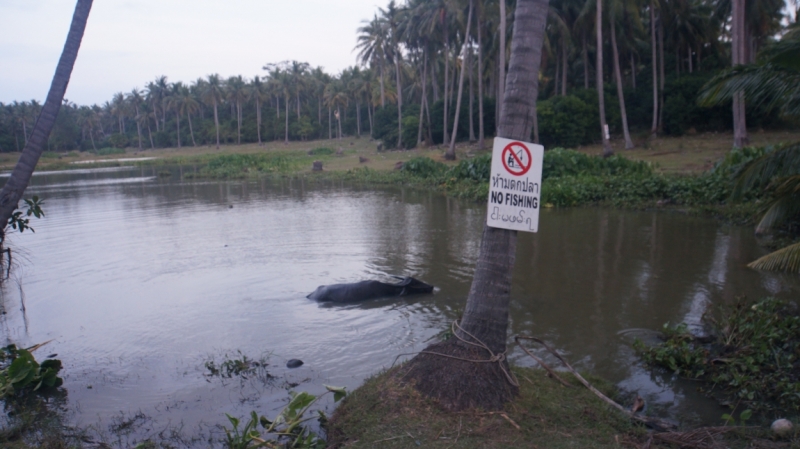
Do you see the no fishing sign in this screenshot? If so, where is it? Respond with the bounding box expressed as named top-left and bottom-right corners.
top-left (487, 137), bottom-right (544, 232)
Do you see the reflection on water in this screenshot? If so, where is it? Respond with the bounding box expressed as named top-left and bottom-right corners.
top-left (0, 165), bottom-right (797, 438)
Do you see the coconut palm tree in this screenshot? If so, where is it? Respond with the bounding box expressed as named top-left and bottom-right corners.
top-left (251, 75), bottom-right (268, 145)
top-left (403, 0), bottom-right (550, 410)
top-left (324, 79), bottom-right (349, 139)
top-left (127, 88), bottom-right (145, 150)
top-left (356, 15), bottom-right (389, 108)
top-left (0, 0), bottom-right (93, 239)
top-left (201, 74), bottom-right (224, 149)
top-left (595, 0), bottom-right (613, 156)
top-left (701, 27), bottom-right (800, 272)
top-left (446, 0), bottom-right (474, 160)
top-left (381, 0), bottom-right (406, 149)
top-left (225, 75), bottom-right (248, 144)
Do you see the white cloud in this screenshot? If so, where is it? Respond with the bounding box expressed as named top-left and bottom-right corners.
top-left (0, 0), bottom-right (387, 105)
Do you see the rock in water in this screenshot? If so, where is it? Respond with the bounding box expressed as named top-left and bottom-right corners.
top-left (771, 419), bottom-right (793, 437)
top-left (286, 359), bottom-right (304, 369)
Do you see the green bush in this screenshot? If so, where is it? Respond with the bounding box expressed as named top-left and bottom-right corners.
top-left (636, 298), bottom-right (800, 414)
top-left (202, 153), bottom-right (294, 178)
top-left (542, 148), bottom-right (653, 179)
top-left (450, 153), bottom-right (492, 182)
top-left (107, 134), bottom-right (129, 149)
top-left (402, 157), bottom-right (447, 178)
top-left (537, 95), bottom-right (596, 148)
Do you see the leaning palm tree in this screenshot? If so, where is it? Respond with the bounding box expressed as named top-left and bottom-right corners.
top-left (356, 14), bottom-right (389, 108)
top-left (701, 26), bottom-right (800, 272)
top-left (0, 0), bottom-right (93, 239)
top-left (402, 0), bottom-right (550, 411)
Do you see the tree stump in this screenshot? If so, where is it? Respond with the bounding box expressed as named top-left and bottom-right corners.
top-left (394, 161), bottom-right (404, 170)
top-left (359, 156), bottom-right (369, 164)
top-left (312, 161), bottom-right (323, 171)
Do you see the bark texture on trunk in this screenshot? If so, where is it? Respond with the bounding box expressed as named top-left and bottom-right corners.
top-left (596, 0), bottom-right (613, 156)
top-left (731, 0), bottom-right (749, 148)
top-left (403, 0), bottom-right (548, 411)
top-left (650, 1), bottom-right (658, 137)
top-left (610, 23), bottom-right (634, 149)
top-left (477, 3), bottom-right (485, 149)
top-left (0, 0), bottom-right (93, 235)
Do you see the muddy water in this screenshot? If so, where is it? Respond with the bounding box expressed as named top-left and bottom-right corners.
top-left (1, 166), bottom-right (798, 443)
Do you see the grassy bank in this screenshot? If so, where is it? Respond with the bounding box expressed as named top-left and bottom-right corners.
top-left (328, 365), bottom-right (790, 449)
top-left (328, 366), bottom-right (639, 448)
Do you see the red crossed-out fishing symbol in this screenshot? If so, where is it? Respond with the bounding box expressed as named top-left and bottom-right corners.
top-left (501, 141), bottom-right (532, 176)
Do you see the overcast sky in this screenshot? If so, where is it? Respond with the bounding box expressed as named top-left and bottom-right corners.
top-left (0, 0), bottom-right (389, 106)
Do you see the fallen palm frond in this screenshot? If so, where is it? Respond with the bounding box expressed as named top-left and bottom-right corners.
top-left (653, 426), bottom-right (740, 449)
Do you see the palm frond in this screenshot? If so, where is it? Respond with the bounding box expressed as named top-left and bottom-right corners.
top-left (748, 242), bottom-right (800, 273)
top-left (731, 143), bottom-right (800, 200)
top-left (755, 184), bottom-right (800, 234)
top-left (697, 64), bottom-right (800, 118)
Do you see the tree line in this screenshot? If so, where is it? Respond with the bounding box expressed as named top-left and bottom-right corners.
top-left (0, 0), bottom-right (792, 156)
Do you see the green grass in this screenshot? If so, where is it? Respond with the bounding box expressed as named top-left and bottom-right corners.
top-left (328, 366), bottom-right (641, 449)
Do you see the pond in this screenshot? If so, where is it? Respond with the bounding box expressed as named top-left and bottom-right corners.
top-left (1, 165), bottom-right (798, 445)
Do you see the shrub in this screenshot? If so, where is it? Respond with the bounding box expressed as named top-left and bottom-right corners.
top-left (402, 157), bottom-right (447, 178)
top-left (107, 134), bottom-right (129, 149)
top-left (536, 95), bottom-right (596, 148)
top-left (450, 153), bottom-right (492, 182)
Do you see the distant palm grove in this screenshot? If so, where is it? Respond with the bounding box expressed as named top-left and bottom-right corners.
top-left (0, 0), bottom-right (793, 155)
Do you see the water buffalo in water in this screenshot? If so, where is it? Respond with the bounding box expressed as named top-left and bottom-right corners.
top-left (307, 277), bottom-right (434, 302)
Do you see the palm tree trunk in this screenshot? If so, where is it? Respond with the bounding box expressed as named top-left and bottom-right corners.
top-left (153, 103), bottom-right (159, 131)
top-left (444, 30), bottom-right (450, 145)
top-left (447, 0), bottom-right (473, 160)
top-left (337, 106), bottom-right (343, 139)
top-left (380, 60), bottom-right (386, 108)
top-left (533, 101), bottom-right (540, 143)
top-left (658, 15), bottom-right (665, 132)
top-left (134, 105), bottom-right (143, 150)
top-left (328, 107), bottom-right (332, 140)
top-left (89, 129), bottom-right (97, 150)
top-left (296, 92), bottom-right (301, 119)
top-left (650, 1), bottom-right (658, 137)
top-left (176, 112), bottom-right (181, 148)
top-left (213, 100), bottom-right (220, 149)
top-left (0, 0), bottom-right (93, 236)
top-left (596, 0), bottom-right (613, 156)
top-left (468, 47), bottom-right (476, 142)
top-left (630, 53), bottom-right (636, 89)
top-left (256, 97), bottom-right (262, 145)
top-left (368, 102), bottom-right (373, 137)
top-left (237, 102), bottom-right (242, 144)
top-left (611, 22), bottom-right (634, 149)
top-left (147, 122), bottom-right (154, 149)
top-left (477, 2), bottom-right (485, 149)
top-left (554, 51), bottom-right (561, 96)
top-left (187, 112), bottom-right (197, 147)
top-left (687, 45), bottom-right (692, 73)
top-left (498, 0), bottom-right (507, 109)
top-left (417, 48), bottom-right (428, 147)
top-left (732, 0), bottom-right (748, 147)
top-left (583, 36), bottom-right (590, 89)
top-left (404, 0), bottom-right (549, 411)
top-left (285, 96), bottom-right (289, 143)
top-left (395, 55), bottom-right (403, 149)
top-left (561, 39), bottom-right (568, 96)
top-left (356, 101), bottom-right (361, 138)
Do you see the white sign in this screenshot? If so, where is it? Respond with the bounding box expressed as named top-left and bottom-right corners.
top-left (486, 137), bottom-right (544, 232)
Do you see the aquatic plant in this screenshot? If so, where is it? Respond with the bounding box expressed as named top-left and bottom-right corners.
top-left (223, 386), bottom-right (347, 449)
top-left (636, 298), bottom-right (800, 415)
top-left (0, 344), bottom-right (63, 399)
